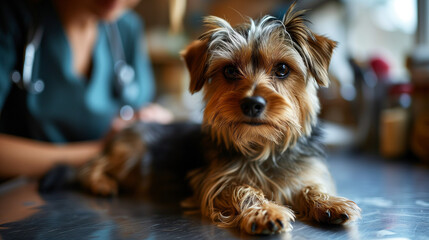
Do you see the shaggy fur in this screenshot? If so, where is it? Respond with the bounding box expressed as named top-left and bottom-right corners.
top-left (77, 4), bottom-right (361, 235)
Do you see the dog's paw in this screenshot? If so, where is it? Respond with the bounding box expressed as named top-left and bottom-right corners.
top-left (312, 196), bottom-right (361, 225)
top-left (240, 201), bottom-right (295, 235)
top-left (83, 173), bottom-right (118, 197)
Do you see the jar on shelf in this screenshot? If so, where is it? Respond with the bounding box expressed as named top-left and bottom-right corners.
top-left (379, 83), bottom-right (413, 158)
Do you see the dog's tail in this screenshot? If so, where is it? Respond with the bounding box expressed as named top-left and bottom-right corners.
top-left (38, 164), bottom-right (79, 193)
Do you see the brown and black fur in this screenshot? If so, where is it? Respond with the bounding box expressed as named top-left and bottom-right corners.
top-left (76, 4), bottom-right (361, 235)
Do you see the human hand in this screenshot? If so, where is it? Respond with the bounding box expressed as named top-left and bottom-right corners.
top-left (137, 103), bottom-right (174, 124)
top-left (110, 104), bottom-right (174, 134)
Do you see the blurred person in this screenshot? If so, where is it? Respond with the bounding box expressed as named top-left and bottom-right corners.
top-left (0, 0), bottom-right (173, 179)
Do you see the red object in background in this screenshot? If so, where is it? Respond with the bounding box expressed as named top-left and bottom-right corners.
top-left (388, 83), bottom-right (413, 96)
top-left (370, 56), bottom-right (390, 80)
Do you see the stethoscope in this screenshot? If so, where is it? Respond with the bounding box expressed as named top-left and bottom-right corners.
top-left (10, 22), bottom-right (137, 121)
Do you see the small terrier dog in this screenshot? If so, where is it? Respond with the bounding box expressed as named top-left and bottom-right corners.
top-left (77, 4), bottom-right (361, 235)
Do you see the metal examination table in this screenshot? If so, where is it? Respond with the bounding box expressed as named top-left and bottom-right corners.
top-left (1, 152), bottom-right (428, 239)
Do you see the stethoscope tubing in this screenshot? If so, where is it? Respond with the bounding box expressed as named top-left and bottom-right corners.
top-left (11, 25), bottom-right (45, 94)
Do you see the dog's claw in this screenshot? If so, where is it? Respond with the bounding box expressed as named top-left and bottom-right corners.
top-left (267, 220), bottom-right (276, 232)
top-left (251, 222), bottom-right (257, 233)
top-left (341, 213), bottom-right (349, 220)
top-left (325, 209), bottom-right (331, 219)
top-left (276, 219), bottom-right (284, 228)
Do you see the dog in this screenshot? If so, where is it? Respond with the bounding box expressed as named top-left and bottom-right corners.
top-left (76, 4), bottom-right (361, 235)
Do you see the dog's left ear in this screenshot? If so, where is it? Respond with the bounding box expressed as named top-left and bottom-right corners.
top-left (304, 34), bottom-right (337, 87)
top-left (283, 5), bottom-right (337, 87)
top-left (181, 39), bottom-right (210, 94)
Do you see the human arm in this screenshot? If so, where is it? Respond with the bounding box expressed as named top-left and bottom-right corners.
top-left (0, 133), bottom-right (103, 179)
top-left (0, 103), bottom-right (173, 179)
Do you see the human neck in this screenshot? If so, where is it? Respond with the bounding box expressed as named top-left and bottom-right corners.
top-left (52, 0), bottom-right (98, 32)
top-left (52, 0), bottom-right (99, 77)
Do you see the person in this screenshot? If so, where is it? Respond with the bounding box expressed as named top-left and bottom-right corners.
top-left (0, 0), bottom-right (173, 179)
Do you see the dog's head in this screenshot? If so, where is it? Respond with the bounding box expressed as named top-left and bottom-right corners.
top-left (181, 4), bottom-right (336, 160)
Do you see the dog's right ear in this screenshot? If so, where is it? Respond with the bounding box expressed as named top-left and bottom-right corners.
top-left (181, 39), bottom-right (210, 94)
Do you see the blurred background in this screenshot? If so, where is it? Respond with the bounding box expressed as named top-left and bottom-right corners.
top-left (133, 0), bottom-right (429, 162)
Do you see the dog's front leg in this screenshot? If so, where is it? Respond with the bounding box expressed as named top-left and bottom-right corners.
top-left (293, 185), bottom-right (361, 224)
top-left (207, 184), bottom-right (295, 234)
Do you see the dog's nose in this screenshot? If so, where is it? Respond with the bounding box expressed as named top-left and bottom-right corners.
top-left (240, 96), bottom-right (266, 117)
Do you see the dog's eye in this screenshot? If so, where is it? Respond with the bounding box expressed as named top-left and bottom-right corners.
top-left (274, 63), bottom-right (290, 79)
top-left (223, 65), bottom-right (240, 80)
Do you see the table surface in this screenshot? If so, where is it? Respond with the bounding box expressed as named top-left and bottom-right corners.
top-left (1, 152), bottom-right (428, 240)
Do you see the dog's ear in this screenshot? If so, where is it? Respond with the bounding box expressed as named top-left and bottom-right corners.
top-left (283, 5), bottom-right (337, 87)
top-left (303, 34), bottom-right (337, 87)
top-left (181, 39), bottom-right (210, 94)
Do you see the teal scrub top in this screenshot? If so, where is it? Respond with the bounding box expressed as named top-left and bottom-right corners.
top-left (0, 0), bottom-right (155, 143)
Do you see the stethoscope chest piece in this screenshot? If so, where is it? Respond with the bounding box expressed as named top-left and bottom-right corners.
top-left (11, 70), bottom-right (45, 94)
top-left (119, 104), bottom-right (134, 121)
top-left (115, 60), bottom-right (135, 86)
